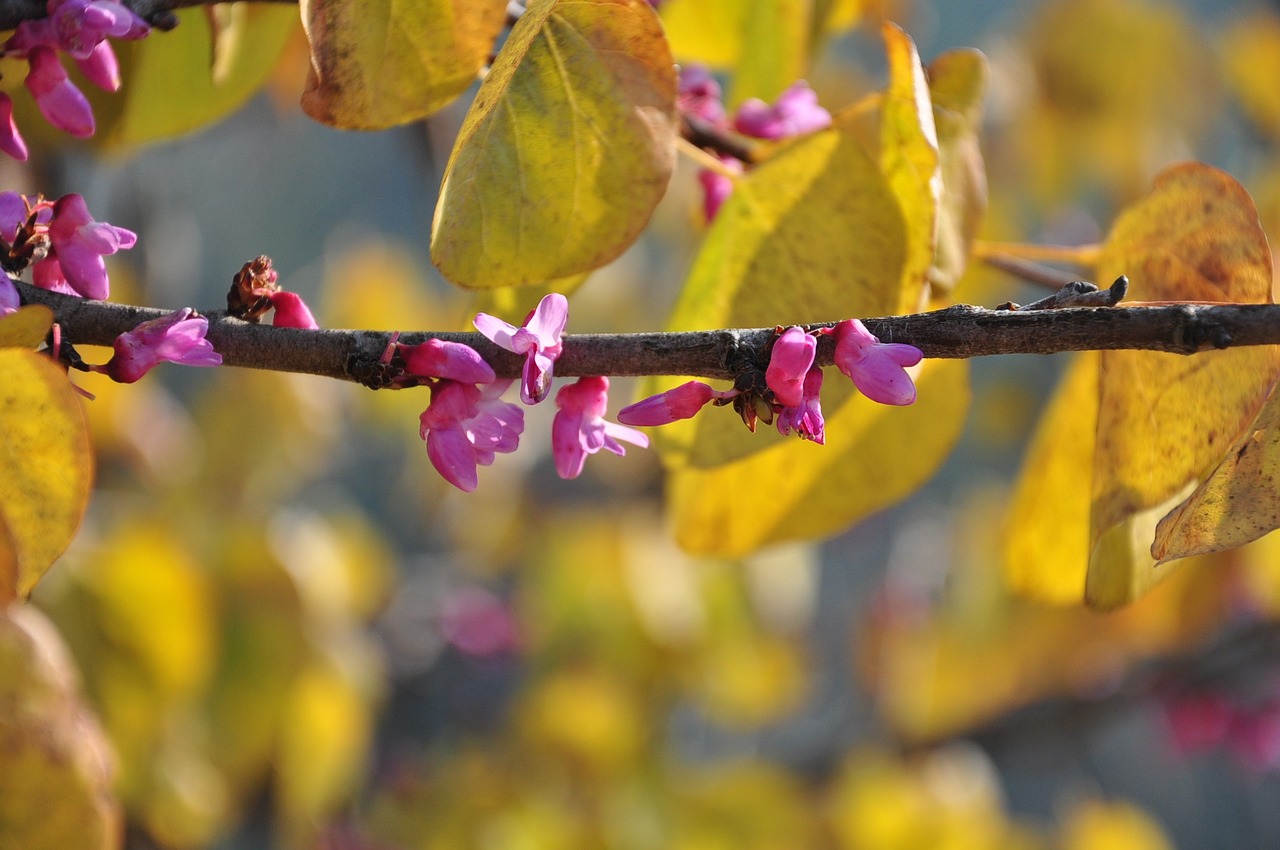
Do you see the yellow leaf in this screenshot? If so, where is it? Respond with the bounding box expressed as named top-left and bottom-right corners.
top-left (660, 0), bottom-right (809, 105)
top-left (927, 49), bottom-right (989, 294)
top-left (0, 349), bottom-right (93, 598)
top-left (0, 305), bottom-right (53, 348)
top-left (430, 0), bottom-right (677, 288)
top-left (0, 606), bottom-right (120, 850)
top-left (1003, 353), bottom-right (1097, 604)
top-left (1220, 14), bottom-right (1280, 141)
top-left (276, 644), bottom-right (380, 836)
top-left (879, 22), bottom-right (941, 314)
top-left (669, 359), bottom-right (968, 557)
top-left (1152, 384), bottom-right (1280, 561)
top-left (94, 4), bottom-right (301, 147)
top-left (1059, 800), bottom-right (1172, 850)
top-left (649, 124), bottom-right (908, 468)
top-left (300, 0), bottom-right (507, 128)
top-left (1004, 163), bottom-right (1280, 608)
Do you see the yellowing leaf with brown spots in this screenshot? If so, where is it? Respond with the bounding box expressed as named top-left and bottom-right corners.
top-left (1153, 384), bottom-right (1280, 562)
top-left (430, 0), bottom-right (677, 288)
top-left (0, 350), bottom-right (93, 598)
top-left (1005, 163), bottom-right (1280, 608)
top-left (301, 0), bottom-right (507, 129)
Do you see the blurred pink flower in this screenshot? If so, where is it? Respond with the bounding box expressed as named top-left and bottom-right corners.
top-left (1164, 692), bottom-right (1234, 755)
top-left (399, 339), bottom-right (495, 384)
top-left (734, 81), bottom-right (832, 140)
top-left (552, 376), bottom-right (648, 479)
top-left (678, 64), bottom-right (728, 127)
top-left (104, 307), bottom-right (221, 383)
top-left (617, 379), bottom-right (737, 426)
top-left (439, 587), bottom-right (521, 657)
top-left (765, 325), bottom-right (816, 408)
top-left (831, 318), bottom-right (922, 406)
top-left (268, 290), bottom-right (319, 329)
top-left (775, 366), bottom-right (825, 444)
top-left (419, 380), bottom-right (524, 492)
top-left (474, 293), bottom-right (568, 405)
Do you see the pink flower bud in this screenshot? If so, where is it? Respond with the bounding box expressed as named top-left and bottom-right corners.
top-left (775, 366), bottom-right (825, 444)
top-left (400, 339), bottom-right (495, 384)
top-left (765, 326), bottom-right (816, 408)
top-left (268, 290), bottom-right (319, 329)
top-left (24, 47), bottom-right (95, 137)
top-left (617, 380), bottom-right (736, 426)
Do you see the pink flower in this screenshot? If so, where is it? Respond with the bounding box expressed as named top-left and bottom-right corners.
top-left (399, 339), bottom-right (495, 384)
top-left (73, 40), bottom-right (120, 92)
top-left (678, 64), bottom-right (728, 126)
top-left (104, 307), bottom-right (221, 383)
top-left (552, 376), bottom-right (648, 479)
top-left (831, 319), bottom-right (922, 406)
top-left (734, 81), bottom-right (832, 140)
top-left (775, 366), bottom-right (825, 444)
top-left (765, 326), bottom-right (816, 408)
top-left (44, 193), bottom-right (136, 299)
top-left (439, 587), bottom-right (521, 657)
top-left (268, 290), bottom-right (319, 329)
top-left (617, 380), bottom-right (737, 427)
top-left (473, 292), bottom-right (568, 405)
top-left (24, 47), bottom-right (94, 137)
top-left (0, 94), bottom-right (28, 161)
top-left (419, 380), bottom-right (524, 492)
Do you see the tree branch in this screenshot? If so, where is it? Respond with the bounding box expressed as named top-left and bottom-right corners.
top-left (0, 0), bottom-right (296, 32)
top-left (15, 280), bottom-right (1280, 386)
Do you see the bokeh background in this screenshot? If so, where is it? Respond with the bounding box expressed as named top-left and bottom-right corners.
top-left (13, 0), bottom-right (1280, 847)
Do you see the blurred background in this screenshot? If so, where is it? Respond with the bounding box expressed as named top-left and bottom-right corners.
top-left (12, 0), bottom-right (1280, 847)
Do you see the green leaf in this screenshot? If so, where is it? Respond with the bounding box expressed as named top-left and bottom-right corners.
top-left (0, 305), bottom-right (54, 349)
top-left (0, 349), bottom-right (93, 598)
top-left (431, 0), bottom-right (677, 289)
top-left (301, 0), bottom-right (508, 128)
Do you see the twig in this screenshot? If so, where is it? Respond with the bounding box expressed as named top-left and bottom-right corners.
top-left (15, 280), bottom-right (1280, 386)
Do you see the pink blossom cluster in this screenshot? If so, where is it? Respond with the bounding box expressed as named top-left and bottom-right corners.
top-left (679, 65), bottom-right (832, 220)
top-left (413, 293), bottom-right (646, 492)
top-left (1164, 688), bottom-right (1280, 773)
top-left (618, 320), bottom-right (923, 441)
top-left (0, 0), bottom-right (151, 158)
top-left (0, 190), bottom-right (222, 383)
top-left (0, 190), bottom-right (135, 299)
